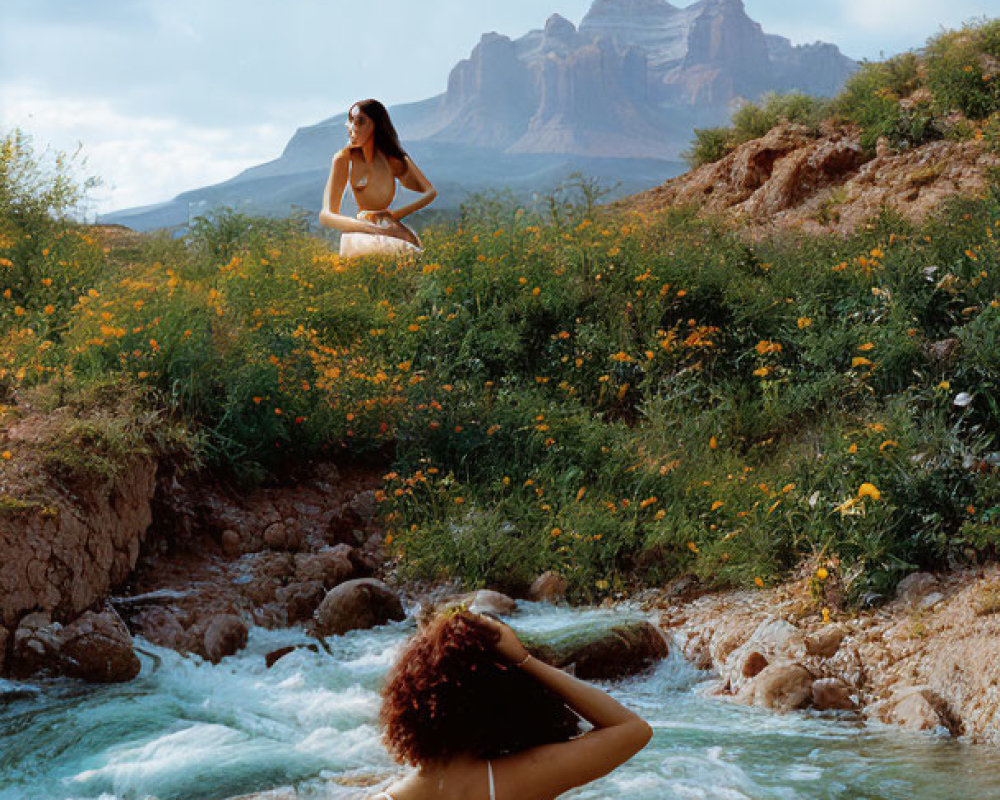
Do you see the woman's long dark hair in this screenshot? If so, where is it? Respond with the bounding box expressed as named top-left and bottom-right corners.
top-left (349, 99), bottom-right (407, 161)
top-left (379, 607), bottom-right (582, 766)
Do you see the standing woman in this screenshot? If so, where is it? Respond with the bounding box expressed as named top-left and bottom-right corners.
top-left (368, 608), bottom-right (653, 800)
top-left (318, 99), bottom-right (436, 257)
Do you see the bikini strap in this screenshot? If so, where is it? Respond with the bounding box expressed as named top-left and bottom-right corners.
top-left (372, 792), bottom-right (396, 800)
top-left (488, 759), bottom-right (496, 800)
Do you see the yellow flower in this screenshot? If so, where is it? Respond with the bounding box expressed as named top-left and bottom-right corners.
top-left (654, 509), bottom-right (666, 520)
top-left (797, 317), bottom-right (813, 329)
top-left (822, 607), bottom-right (831, 623)
top-left (576, 487), bottom-right (586, 502)
top-left (816, 567), bottom-right (829, 580)
top-left (754, 576), bottom-right (764, 588)
top-left (711, 500), bottom-right (724, 511)
top-left (532, 287), bottom-right (541, 296)
top-left (857, 342), bottom-right (875, 351)
top-left (640, 497), bottom-right (658, 509)
top-left (848, 443), bottom-right (858, 453)
top-left (937, 380), bottom-right (951, 391)
top-left (852, 356), bottom-right (873, 368)
top-left (753, 366), bottom-right (771, 377)
top-left (709, 436), bottom-right (718, 450)
top-left (687, 541), bottom-right (700, 553)
top-left (858, 482), bottom-right (881, 500)
top-left (879, 440), bottom-right (898, 451)
top-left (1, 450), bottom-right (11, 460)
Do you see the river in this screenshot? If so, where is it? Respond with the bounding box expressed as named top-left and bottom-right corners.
top-left (1, 603), bottom-right (997, 800)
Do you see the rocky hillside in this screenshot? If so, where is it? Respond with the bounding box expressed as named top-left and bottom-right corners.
top-left (618, 123), bottom-right (1000, 234)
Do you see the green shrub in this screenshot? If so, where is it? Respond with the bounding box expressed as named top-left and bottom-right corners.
top-left (926, 20), bottom-right (1000, 120)
top-left (684, 127), bottom-right (736, 168)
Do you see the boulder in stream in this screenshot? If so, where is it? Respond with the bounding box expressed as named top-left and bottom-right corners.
top-left (203, 614), bottom-right (249, 664)
top-left (737, 662), bottom-right (814, 712)
top-left (467, 590), bottom-right (517, 616)
top-left (525, 618), bottom-right (668, 680)
top-left (10, 608), bottom-right (140, 683)
top-left (313, 578), bottom-right (405, 636)
top-left (529, 572), bottom-right (567, 602)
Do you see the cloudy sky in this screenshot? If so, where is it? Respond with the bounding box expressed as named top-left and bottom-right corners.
top-left (2, 0), bottom-right (998, 217)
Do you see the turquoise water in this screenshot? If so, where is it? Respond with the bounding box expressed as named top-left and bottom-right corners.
top-left (1, 603), bottom-right (998, 800)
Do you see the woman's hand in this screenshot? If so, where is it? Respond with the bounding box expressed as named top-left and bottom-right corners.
top-left (478, 614), bottom-right (530, 664)
top-left (357, 210), bottom-right (420, 248)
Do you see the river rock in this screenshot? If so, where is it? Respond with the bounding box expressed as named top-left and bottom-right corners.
top-left (468, 590), bottom-right (517, 616)
top-left (10, 612), bottom-right (61, 676)
top-left (722, 617), bottom-right (806, 694)
top-left (805, 625), bottom-right (845, 658)
top-left (293, 546), bottom-right (355, 588)
top-left (896, 572), bottom-right (938, 605)
top-left (130, 606), bottom-right (186, 650)
top-left (221, 529), bottom-right (242, 557)
top-left (529, 572), bottom-right (567, 602)
top-left (203, 614), bottom-right (248, 663)
top-left (812, 677), bottom-right (856, 711)
top-left (737, 662), bottom-right (814, 712)
top-left (276, 581), bottom-right (326, 624)
top-left (327, 505), bottom-right (364, 546)
top-left (264, 521), bottom-right (303, 552)
top-left (885, 686), bottom-right (953, 733)
top-left (11, 609), bottom-right (140, 682)
top-left (313, 579), bottom-right (405, 636)
top-left (527, 619), bottom-right (668, 681)
top-left (347, 490), bottom-right (378, 524)
top-left (58, 609), bottom-right (141, 682)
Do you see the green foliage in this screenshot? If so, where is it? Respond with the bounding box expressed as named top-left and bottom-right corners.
top-left (684, 93), bottom-right (832, 167)
top-left (686, 18), bottom-right (1000, 161)
top-left (4, 135), bottom-right (1000, 604)
top-left (925, 20), bottom-right (1000, 120)
top-left (684, 128), bottom-right (736, 168)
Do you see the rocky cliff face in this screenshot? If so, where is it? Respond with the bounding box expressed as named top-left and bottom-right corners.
top-left (415, 0), bottom-right (855, 159)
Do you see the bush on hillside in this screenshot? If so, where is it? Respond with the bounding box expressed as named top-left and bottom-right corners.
top-left (926, 19), bottom-right (1000, 120)
top-left (684, 93), bottom-right (831, 167)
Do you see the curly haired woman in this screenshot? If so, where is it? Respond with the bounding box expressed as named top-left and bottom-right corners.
top-left (370, 607), bottom-right (652, 800)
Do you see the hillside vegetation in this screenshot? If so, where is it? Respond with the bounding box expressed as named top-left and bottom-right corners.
top-left (2, 23), bottom-right (1000, 608)
top-left (686, 18), bottom-right (1000, 167)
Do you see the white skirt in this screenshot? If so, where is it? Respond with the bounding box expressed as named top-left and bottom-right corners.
top-left (340, 217), bottom-right (421, 257)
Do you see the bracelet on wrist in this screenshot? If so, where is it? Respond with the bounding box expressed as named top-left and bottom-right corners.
top-left (514, 652), bottom-right (532, 667)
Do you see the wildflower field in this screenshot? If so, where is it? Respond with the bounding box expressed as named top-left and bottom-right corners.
top-left (5, 15), bottom-right (1000, 607)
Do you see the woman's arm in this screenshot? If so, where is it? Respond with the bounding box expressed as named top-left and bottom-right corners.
top-left (317, 151), bottom-right (387, 235)
top-left (484, 617), bottom-right (653, 800)
top-left (387, 155), bottom-right (436, 221)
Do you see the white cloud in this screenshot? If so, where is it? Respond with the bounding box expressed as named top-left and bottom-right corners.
top-left (0, 84), bottom-right (291, 216)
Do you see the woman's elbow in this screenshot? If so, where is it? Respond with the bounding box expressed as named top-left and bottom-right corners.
top-left (629, 720), bottom-right (653, 753)
top-left (426, 188), bottom-right (438, 203)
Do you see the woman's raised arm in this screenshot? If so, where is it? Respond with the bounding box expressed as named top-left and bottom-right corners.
top-left (483, 617), bottom-right (653, 800)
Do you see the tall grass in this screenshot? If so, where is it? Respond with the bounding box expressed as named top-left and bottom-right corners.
top-left (2, 126), bottom-right (1000, 605)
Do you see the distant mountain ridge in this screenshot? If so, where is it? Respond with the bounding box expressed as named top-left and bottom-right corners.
top-left (101, 0), bottom-right (856, 231)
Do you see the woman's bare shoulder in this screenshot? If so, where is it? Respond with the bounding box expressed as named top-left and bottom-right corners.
top-left (386, 153), bottom-right (409, 176)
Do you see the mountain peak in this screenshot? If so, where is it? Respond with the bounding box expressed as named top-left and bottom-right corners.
top-left (544, 13), bottom-right (577, 38)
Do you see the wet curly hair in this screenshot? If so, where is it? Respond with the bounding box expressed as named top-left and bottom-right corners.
top-left (379, 606), bottom-right (582, 766)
